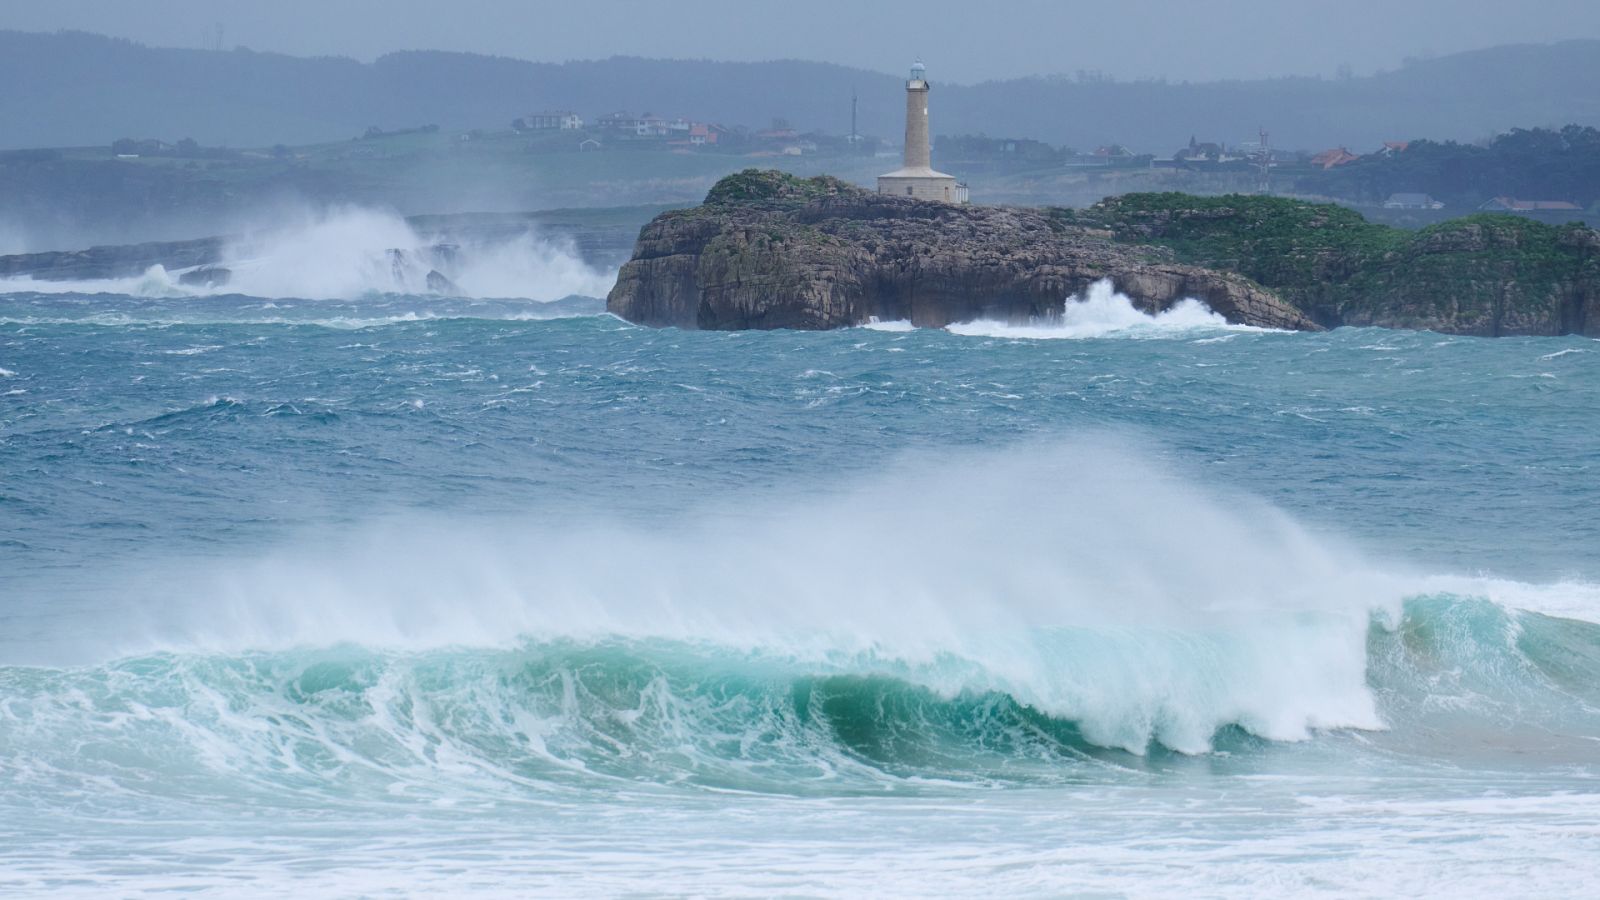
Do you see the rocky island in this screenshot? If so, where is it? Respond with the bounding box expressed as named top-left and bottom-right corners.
top-left (608, 170), bottom-right (1600, 336)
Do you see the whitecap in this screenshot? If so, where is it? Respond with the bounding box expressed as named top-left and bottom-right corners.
top-left (946, 279), bottom-right (1266, 340)
top-left (861, 318), bottom-right (916, 332)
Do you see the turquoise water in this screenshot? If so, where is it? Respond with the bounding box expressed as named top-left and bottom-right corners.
top-left (2, 283), bottom-right (1599, 896)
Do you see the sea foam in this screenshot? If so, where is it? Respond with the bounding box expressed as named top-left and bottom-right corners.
top-left (948, 279), bottom-right (1260, 339)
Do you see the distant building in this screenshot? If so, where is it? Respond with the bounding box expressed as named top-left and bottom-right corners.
top-left (1175, 136), bottom-right (1227, 161)
top-left (522, 111), bottom-right (582, 131)
top-left (999, 138), bottom-right (1054, 161)
top-left (111, 138), bottom-right (175, 157)
top-left (1384, 193), bottom-right (1444, 210)
top-left (669, 122), bottom-right (731, 149)
top-left (1311, 147), bottom-right (1361, 169)
top-left (688, 123), bottom-right (721, 146)
top-left (636, 114), bottom-right (670, 138)
top-left (1479, 197), bottom-right (1582, 212)
top-left (597, 112), bottom-right (641, 133)
top-left (578, 137), bottom-right (602, 151)
top-left (1376, 141), bottom-right (1410, 157)
top-left (877, 60), bottom-right (968, 204)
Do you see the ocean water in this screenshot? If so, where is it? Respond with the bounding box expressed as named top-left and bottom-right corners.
top-left (2, 254), bottom-right (1599, 896)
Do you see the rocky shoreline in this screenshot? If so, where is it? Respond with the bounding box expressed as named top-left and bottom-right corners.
top-left (608, 170), bottom-right (1600, 336)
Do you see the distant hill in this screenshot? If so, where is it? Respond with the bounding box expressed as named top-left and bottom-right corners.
top-left (0, 31), bottom-right (902, 151)
top-left (3, 30), bottom-right (1599, 153)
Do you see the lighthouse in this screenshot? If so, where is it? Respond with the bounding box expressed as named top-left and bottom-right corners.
top-left (877, 60), bottom-right (968, 204)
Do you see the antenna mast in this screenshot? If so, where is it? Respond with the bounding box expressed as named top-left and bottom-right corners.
top-left (1256, 127), bottom-right (1271, 195)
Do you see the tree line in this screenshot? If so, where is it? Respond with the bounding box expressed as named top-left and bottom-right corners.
top-left (1298, 126), bottom-right (1600, 210)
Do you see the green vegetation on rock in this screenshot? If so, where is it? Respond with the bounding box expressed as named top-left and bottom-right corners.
top-left (703, 169), bottom-right (864, 206)
top-left (1059, 193), bottom-right (1598, 334)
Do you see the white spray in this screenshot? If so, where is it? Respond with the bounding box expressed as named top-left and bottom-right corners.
top-left (119, 435), bottom-right (1407, 754)
top-left (946, 279), bottom-right (1262, 339)
top-left (0, 206), bottom-right (618, 302)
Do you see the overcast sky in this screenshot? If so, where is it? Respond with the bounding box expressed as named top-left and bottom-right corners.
top-left (4, 0), bottom-right (1599, 83)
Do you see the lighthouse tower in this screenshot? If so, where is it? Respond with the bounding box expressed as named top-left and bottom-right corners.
top-left (877, 60), bottom-right (968, 204)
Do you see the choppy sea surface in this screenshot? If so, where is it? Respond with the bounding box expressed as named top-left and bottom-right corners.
top-left (2, 265), bottom-right (1599, 896)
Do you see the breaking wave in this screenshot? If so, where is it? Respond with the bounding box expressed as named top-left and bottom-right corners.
top-left (947, 279), bottom-right (1257, 339)
top-left (8, 436), bottom-right (1596, 799)
top-left (0, 207), bottom-right (617, 303)
top-left (4, 595), bottom-right (1597, 800)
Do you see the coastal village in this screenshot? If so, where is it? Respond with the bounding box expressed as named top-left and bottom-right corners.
top-left (499, 110), bottom-right (1586, 216)
top-left (493, 106), bottom-right (1454, 198)
top-left (400, 87), bottom-right (1598, 220)
top-left (483, 60), bottom-right (1590, 219)
top-left (90, 58), bottom-right (1599, 226)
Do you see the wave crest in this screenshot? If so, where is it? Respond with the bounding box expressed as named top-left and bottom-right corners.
top-left (5, 595), bottom-right (1597, 804)
top-left (948, 279), bottom-right (1260, 339)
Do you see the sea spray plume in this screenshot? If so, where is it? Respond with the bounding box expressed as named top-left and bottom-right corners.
top-left (945, 279), bottom-right (1258, 339)
top-left (144, 436), bottom-right (1404, 754)
top-left (445, 229), bottom-right (617, 300)
top-left (221, 205), bottom-right (619, 300)
top-left (0, 205), bottom-right (618, 301)
top-left (219, 206), bottom-right (423, 298)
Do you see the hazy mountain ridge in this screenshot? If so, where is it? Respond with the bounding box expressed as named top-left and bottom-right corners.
top-left (4, 30), bottom-right (1599, 152)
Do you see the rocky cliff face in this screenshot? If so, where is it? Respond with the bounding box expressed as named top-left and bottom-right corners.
top-left (1332, 220), bottom-right (1600, 336)
top-left (608, 171), bottom-right (1320, 331)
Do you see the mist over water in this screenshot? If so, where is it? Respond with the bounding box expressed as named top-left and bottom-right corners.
top-left (0, 219), bottom-right (29, 257)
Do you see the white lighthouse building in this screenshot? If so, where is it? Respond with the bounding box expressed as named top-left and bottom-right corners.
top-left (878, 60), bottom-right (968, 204)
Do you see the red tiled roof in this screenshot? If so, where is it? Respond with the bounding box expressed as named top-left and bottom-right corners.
top-left (1311, 148), bottom-right (1360, 169)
